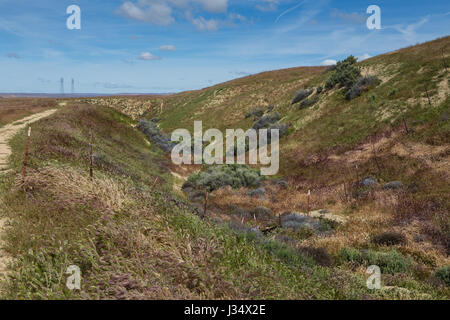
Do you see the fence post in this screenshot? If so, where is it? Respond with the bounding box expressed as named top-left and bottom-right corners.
top-left (89, 129), bottom-right (94, 180)
top-left (371, 138), bottom-right (382, 175)
top-left (442, 48), bottom-right (448, 72)
top-left (152, 176), bottom-right (159, 190)
top-left (203, 192), bottom-right (209, 218)
top-left (307, 190), bottom-right (311, 216)
top-left (22, 126), bottom-right (31, 182)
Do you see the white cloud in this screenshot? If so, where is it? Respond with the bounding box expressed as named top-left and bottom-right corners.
top-left (358, 53), bottom-right (372, 61)
top-left (118, 1), bottom-right (174, 25)
top-left (118, 0), bottom-right (232, 30)
top-left (188, 14), bottom-right (219, 31)
top-left (160, 45), bottom-right (177, 51)
top-left (139, 52), bottom-right (161, 60)
top-left (321, 59), bottom-right (337, 66)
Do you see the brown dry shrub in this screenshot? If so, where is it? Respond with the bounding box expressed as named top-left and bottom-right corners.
top-left (371, 231), bottom-right (407, 246)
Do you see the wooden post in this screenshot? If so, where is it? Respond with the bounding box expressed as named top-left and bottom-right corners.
top-left (22, 126), bottom-right (31, 182)
top-left (371, 139), bottom-right (382, 175)
top-left (343, 182), bottom-right (348, 203)
top-left (425, 86), bottom-right (432, 107)
top-left (152, 176), bottom-right (159, 190)
top-left (307, 190), bottom-right (311, 216)
top-left (279, 213), bottom-right (282, 226)
top-left (203, 192), bottom-right (209, 217)
top-left (89, 129), bottom-right (93, 180)
top-left (402, 114), bottom-right (409, 134)
top-left (442, 48), bottom-right (448, 72)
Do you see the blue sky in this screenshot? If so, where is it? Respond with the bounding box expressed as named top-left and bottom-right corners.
top-left (0, 0), bottom-right (449, 93)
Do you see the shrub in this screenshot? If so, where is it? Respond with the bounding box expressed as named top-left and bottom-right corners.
top-left (345, 75), bottom-right (381, 101)
top-left (299, 96), bottom-right (319, 109)
top-left (338, 247), bottom-right (364, 265)
top-left (297, 247), bottom-right (333, 267)
top-left (187, 164), bottom-right (262, 192)
top-left (367, 250), bottom-right (412, 274)
top-left (137, 119), bottom-right (175, 153)
top-left (316, 86), bottom-right (323, 94)
top-left (372, 232), bottom-right (407, 246)
top-left (435, 266), bottom-right (450, 286)
top-left (245, 108), bottom-right (264, 120)
top-left (325, 56), bottom-right (361, 90)
top-left (252, 112), bottom-right (281, 130)
top-left (339, 248), bottom-right (412, 274)
top-left (291, 89), bottom-right (313, 104)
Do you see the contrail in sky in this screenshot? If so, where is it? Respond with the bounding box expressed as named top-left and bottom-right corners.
top-left (275, 1), bottom-right (306, 23)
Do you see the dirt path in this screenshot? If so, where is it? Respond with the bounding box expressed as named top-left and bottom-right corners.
top-left (0, 109), bottom-right (57, 172)
top-left (0, 108), bottom-right (57, 295)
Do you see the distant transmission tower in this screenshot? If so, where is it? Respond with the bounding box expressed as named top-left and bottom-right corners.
top-left (71, 78), bottom-right (75, 94)
top-left (60, 78), bottom-right (64, 94)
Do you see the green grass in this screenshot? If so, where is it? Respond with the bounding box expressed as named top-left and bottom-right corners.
top-left (0, 103), bottom-right (385, 300)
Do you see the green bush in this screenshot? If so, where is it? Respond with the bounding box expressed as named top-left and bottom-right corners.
top-left (339, 248), bottom-right (413, 274)
top-left (325, 56), bottom-right (361, 90)
top-left (435, 266), bottom-right (450, 286)
top-left (187, 164), bottom-right (262, 192)
top-left (338, 247), bottom-right (364, 265)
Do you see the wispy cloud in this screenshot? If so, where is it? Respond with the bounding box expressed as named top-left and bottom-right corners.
top-left (160, 45), bottom-right (177, 51)
top-left (139, 52), bottom-right (161, 60)
top-left (6, 52), bottom-right (20, 59)
top-left (391, 16), bottom-right (430, 43)
top-left (331, 8), bottom-right (366, 24)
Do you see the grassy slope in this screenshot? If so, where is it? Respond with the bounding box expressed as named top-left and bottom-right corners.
top-left (0, 103), bottom-right (390, 300)
top-left (80, 37), bottom-right (450, 298)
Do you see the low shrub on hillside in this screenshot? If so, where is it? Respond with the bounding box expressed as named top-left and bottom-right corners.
top-left (245, 108), bottom-right (264, 120)
top-left (339, 247), bottom-right (413, 274)
top-left (297, 246), bottom-right (333, 267)
top-left (299, 96), bottom-right (319, 109)
top-left (435, 266), bottom-right (450, 286)
top-left (137, 119), bottom-right (175, 153)
top-left (316, 86), bottom-right (323, 94)
top-left (291, 89), bottom-right (313, 104)
top-left (325, 56), bottom-right (361, 90)
top-left (345, 76), bottom-right (381, 100)
top-left (252, 112), bottom-right (281, 130)
top-left (371, 232), bottom-right (407, 246)
top-left (187, 164), bottom-right (262, 192)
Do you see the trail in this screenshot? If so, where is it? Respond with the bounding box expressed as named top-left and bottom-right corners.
top-left (0, 108), bottom-right (57, 295)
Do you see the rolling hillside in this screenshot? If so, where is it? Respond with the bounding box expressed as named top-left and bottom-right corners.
top-left (0, 36), bottom-right (449, 299)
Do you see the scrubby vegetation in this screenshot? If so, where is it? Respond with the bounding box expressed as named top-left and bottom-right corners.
top-left (435, 266), bottom-right (450, 286)
top-left (186, 164), bottom-right (262, 192)
top-left (291, 89), bottom-right (313, 104)
top-left (339, 248), bottom-right (413, 275)
top-left (372, 232), bottom-right (407, 246)
top-left (2, 36), bottom-right (450, 300)
top-left (325, 55), bottom-right (361, 90)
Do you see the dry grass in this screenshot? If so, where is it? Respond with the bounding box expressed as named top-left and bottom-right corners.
top-left (0, 98), bottom-right (57, 128)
